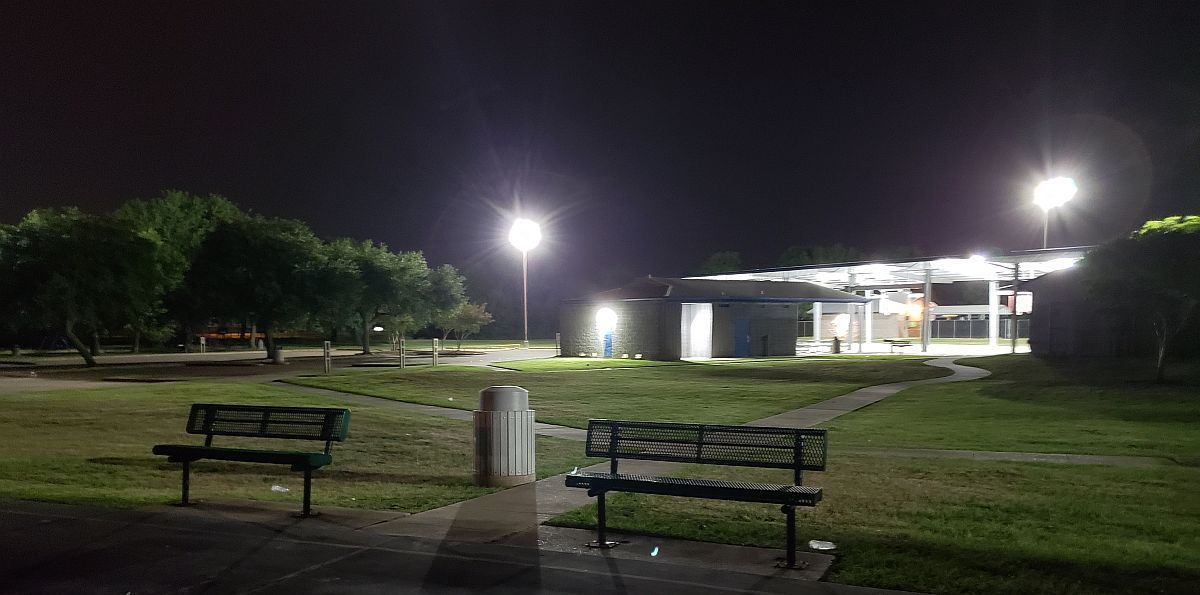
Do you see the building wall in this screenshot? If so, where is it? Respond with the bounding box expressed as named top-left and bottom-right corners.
top-left (558, 301), bottom-right (672, 360)
top-left (711, 302), bottom-right (799, 357)
top-left (559, 300), bottom-right (798, 360)
top-left (816, 313), bottom-right (907, 340)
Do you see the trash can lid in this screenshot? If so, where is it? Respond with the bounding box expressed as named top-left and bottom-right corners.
top-left (478, 386), bottom-right (529, 411)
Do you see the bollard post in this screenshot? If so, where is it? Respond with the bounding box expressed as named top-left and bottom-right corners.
top-left (399, 337), bottom-right (406, 368)
top-left (198, 336), bottom-right (206, 354)
top-left (322, 340), bottom-right (331, 374)
top-left (432, 338), bottom-right (439, 367)
top-left (555, 332), bottom-right (561, 356)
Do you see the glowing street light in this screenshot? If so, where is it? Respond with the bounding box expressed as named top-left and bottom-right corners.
top-left (509, 218), bottom-right (542, 348)
top-left (1033, 177), bottom-right (1078, 249)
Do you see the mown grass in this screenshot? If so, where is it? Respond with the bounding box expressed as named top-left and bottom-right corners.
top-left (0, 382), bottom-right (596, 511)
top-left (552, 455), bottom-right (1200, 595)
top-left (286, 358), bottom-right (950, 428)
top-left (491, 357), bottom-right (692, 371)
top-left (827, 355), bottom-right (1200, 464)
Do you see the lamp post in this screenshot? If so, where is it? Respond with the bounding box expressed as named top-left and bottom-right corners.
top-left (1033, 177), bottom-right (1077, 249)
top-left (508, 219), bottom-right (542, 349)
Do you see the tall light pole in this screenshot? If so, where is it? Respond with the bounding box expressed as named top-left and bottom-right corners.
top-left (509, 218), bottom-right (542, 348)
top-left (1033, 177), bottom-right (1078, 249)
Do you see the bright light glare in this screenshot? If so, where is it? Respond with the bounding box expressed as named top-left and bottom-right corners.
top-left (508, 218), bottom-right (542, 252)
top-left (595, 307), bottom-right (618, 333)
top-left (372, 325), bottom-right (384, 332)
top-left (1033, 177), bottom-right (1078, 212)
top-left (1041, 257), bottom-right (1078, 272)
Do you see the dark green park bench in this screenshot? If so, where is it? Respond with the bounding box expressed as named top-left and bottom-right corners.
top-left (152, 403), bottom-right (351, 517)
top-left (565, 419), bottom-right (826, 568)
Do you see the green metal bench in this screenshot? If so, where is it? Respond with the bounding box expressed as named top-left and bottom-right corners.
top-left (565, 419), bottom-right (826, 568)
top-left (152, 404), bottom-right (351, 517)
top-left (883, 338), bottom-right (914, 353)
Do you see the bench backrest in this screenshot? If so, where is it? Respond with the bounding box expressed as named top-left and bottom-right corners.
top-left (186, 404), bottom-right (351, 445)
top-left (585, 419), bottom-right (826, 482)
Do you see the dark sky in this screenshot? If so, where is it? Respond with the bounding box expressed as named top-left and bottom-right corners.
top-left (3, 1), bottom-right (1198, 333)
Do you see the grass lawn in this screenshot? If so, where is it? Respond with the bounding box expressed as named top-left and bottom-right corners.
top-left (552, 455), bottom-right (1200, 595)
top-left (827, 355), bottom-right (1200, 465)
top-left (491, 357), bottom-right (692, 371)
top-left (0, 382), bottom-right (595, 512)
top-left (286, 358), bottom-right (950, 428)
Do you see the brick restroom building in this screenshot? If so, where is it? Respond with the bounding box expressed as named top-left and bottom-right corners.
top-left (558, 277), bottom-right (868, 360)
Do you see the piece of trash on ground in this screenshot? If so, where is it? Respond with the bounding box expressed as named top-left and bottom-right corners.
top-left (808, 539), bottom-right (836, 551)
top-left (271, 485), bottom-right (290, 493)
top-left (650, 546), bottom-right (660, 557)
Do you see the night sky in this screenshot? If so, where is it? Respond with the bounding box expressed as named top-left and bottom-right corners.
top-left (3, 1), bottom-right (1198, 333)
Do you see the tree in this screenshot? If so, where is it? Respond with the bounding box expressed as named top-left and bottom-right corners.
top-left (427, 264), bottom-right (467, 340)
top-left (311, 238), bottom-right (366, 343)
top-left (1084, 215), bottom-right (1200, 382)
top-left (185, 215), bottom-right (324, 358)
top-left (445, 302), bottom-right (494, 349)
top-left (329, 242), bottom-right (431, 355)
top-left (776, 244), bottom-right (864, 267)
top-left (693, 251), bottom-right (743, 275)
top-left (114, 190), bottom-right (241, 351)
top-left (0, 209), bottom-right (160, 366)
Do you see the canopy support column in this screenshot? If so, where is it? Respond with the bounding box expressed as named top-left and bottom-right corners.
top-left (863, 297), bottom-right (873, 350)
top-left (921, 270), bottom-right (932, 353)
top-left (1010, 264), bottom-right (1020, 354)
top-left (812, 302), bottom-right (823, 342)
top-left (988, 281), bottom-right (1000, 347)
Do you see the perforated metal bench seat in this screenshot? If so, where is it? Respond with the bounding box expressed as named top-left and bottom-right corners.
top-left (566, 472), bottom-right (822, 506)
top-left (566, 419), bottom-right (828, 569)
top-left (152, 445), bottom-right (333, 470)
top-left (152, 403), bottom-right (351, 516)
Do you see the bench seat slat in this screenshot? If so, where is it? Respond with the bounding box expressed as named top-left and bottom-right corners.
top-left (152, 444), bottom-right (332, 469)
top-left (566, 472), bottom-right (822, 506)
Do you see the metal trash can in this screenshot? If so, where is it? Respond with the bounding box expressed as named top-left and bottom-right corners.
top-left (474, 386), bottom-right (536, 487)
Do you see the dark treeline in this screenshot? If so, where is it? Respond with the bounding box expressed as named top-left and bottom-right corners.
top-left (0, 190), bottom-right (491, 365)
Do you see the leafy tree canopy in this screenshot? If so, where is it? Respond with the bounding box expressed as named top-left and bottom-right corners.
top-left (1084, 215), bottom-right (1200, 381)
top-left (693, 251), bottom-right (743, 275)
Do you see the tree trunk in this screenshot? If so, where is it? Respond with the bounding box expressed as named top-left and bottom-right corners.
top-left (249, 323), bottom-right (257, 349)
top-left (133, 329), bottom-right (141, 354)
top-left (264, 327), bottom-right (276, 359)
top-left (184, 325), bottom-right (194, 353)
top-left (90, 330), bottom-right (103, 356)
top-left (64, 323), bottom-right (96, 367)
top-left (329, 321), bottom-right (339, 343)
top-left (442, 328), bottom-right (450, 342)
top-left (239, 320), bottom-right (247, 344)
top-left (1155, 334), bottom-right (1168, 383)
top-left (360, 315), bottom-right (372, 355)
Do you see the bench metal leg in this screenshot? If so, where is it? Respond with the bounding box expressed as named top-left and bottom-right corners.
top-left (297, 468), bottom-right (316, 518)
top-left (180, 460), bottom-right (191, 505)
top-left (586, 492), bottom-right (617, 548)
top-left (776, 505), bottom-right (806, 569)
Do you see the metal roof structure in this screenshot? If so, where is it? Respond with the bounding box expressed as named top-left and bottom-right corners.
top-left (688, 246), bottom-right (1092, 289)
top-left (571, 276), bottom-right (869, 303)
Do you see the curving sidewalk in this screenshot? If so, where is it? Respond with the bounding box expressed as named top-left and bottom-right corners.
top-left (751, 357), bottom-right (989, 428)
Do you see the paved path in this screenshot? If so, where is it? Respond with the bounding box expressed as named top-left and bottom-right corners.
top-left (0, 500), bottom-right (914, 594)
top-left (752, 357), bottom-right (989, 427)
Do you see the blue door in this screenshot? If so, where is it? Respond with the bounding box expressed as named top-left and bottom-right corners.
top-left (603, 331), bottom-right (613, 357)
top-left (733, 319), bottom-right (750, 357)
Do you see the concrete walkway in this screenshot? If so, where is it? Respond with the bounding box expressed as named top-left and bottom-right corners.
top-left (0, 499), bottom-right (912, 594)
top-left (752, 357), bottom-right (989, 427)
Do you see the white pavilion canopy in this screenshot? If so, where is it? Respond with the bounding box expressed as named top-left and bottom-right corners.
top-left (689, 246), bottom-right (1091, 352)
